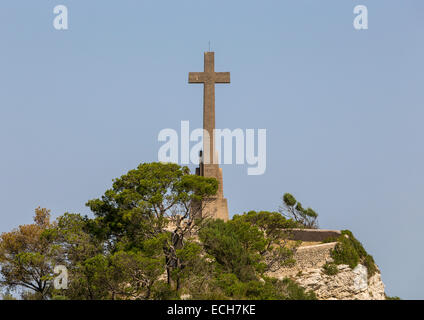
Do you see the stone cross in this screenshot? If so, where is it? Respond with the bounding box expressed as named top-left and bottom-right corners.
top-left (188, 52), bottom-right (230, 221)
top-left (189, 52), bottom-right (230, 165)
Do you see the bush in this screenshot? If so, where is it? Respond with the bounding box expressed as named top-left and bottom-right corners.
top-left (197, 216), bottom-right (317, 300)
top-left (151, 281), bottom-right (179, 300)
top-left (211, 274), bottom-right (317, 300)
top-left (322, 263), bottom-right (339, 276)
top-left (363, 254), bottom-right (377, 278)
top-left (331, 236), bottom-right (360, 269)
top-left (330, 230), bottom-right (377, 279)
top-left (215, 273), bottom-right (247, 298)
top-left (280, 278), bottom-right (317, 300)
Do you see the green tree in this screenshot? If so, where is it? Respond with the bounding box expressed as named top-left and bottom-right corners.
top-left (0, 208), bottom-right (61, 299)
top-left (199, 218), bottom-right (267, 281)
top-left (233, 211), bottom-right (299, 271)
top-left (67, 250), bottom-right (163, 300)
top-left (193, 272), bottom-right (316, 300)
top-left (47, 213), bottom-right (109, 300)
top-left (279, 193), bottom-right (318, 229)
top-left (86, 162), bottom-right (218, 291)
top-left (45, 212), bottom-right (166, 300)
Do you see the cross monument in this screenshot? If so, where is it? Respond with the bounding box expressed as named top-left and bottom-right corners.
top-left (189, 52), bottom-right (230, 221)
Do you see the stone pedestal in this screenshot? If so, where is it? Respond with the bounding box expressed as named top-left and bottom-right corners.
top-left (197, 161), bottom-right (229, 221)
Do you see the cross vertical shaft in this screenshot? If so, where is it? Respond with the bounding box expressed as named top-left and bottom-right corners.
top-left (189, 52), bottom-right (230, 166)
top-left (203, 52), bottom-right (216, 165)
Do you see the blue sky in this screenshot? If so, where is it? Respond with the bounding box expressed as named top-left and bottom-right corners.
top-left (1, 1), bottom-right (423, 299)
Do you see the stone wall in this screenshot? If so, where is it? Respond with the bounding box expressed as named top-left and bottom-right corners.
top-left (289, 229), bottom-right (341, 242)
top-left (267, 242), bottom-right (337, 279)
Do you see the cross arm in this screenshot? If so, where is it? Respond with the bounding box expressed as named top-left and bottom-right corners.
top-left (189, 72), bottom-right (207, 83)
top-left (215, 72), bottom-right (230, 84)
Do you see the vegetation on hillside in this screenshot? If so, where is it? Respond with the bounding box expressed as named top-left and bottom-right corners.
top-left (323, 230), bottom-right (377, 278)
top-left (322, 263), bottom-right (339, 276)
top-left (0, 162), bottom-right (316, 300)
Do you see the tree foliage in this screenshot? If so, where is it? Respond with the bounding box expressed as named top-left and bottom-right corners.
top-left (328, 230), bottom-right (377, 278)
top-left (0, 208), bottom-right (60, 299)
top-left (199, 218), bottom-right (266, 281)
top-left (85, 162), bottom-right (218, 292)
top-left (0, 163), bottom-right (318, 300)
top-left (279, 193), bottom-right (319, 229)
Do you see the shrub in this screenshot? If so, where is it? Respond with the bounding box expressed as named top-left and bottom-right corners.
top-left (330, 230), bottom-right (377, 279)
top-left (322, 263), bottom-right (339, 276)
top-left (151, 281), bottom-right (179, 300)
top-left (280, 278), bottom-right (317, 300)
top-left (331, 236), bottom-right (360, 268)
top-left (211, 275), bottom-right (317, 300)
top-left (363, 254), bottom-right (377, 278)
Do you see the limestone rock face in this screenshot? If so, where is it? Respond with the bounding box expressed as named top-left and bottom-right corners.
top-left (266, 241), bottom-right (386, 300)
top-left (292, 264), bottom-right (385, 300)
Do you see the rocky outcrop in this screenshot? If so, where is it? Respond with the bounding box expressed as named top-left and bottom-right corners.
top-left (266, 240), bottom-right (386, 300)
top-left (293, 264), bottom-right (385, 300)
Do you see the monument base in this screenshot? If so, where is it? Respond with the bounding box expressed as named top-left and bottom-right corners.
top-left (195, 161), bottom-right (229, 221)
top-left (202, 197), bottom-right (229, 221)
